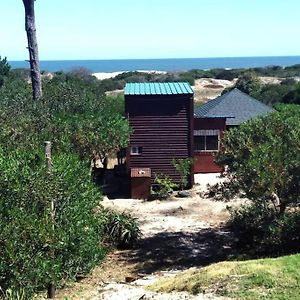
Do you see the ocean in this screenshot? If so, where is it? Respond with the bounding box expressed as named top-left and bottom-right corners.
top-left (9, 56), bottom-right (300, 73)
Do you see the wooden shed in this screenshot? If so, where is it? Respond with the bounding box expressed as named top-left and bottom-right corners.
top-left (125, 82), bottom-right (194, 190)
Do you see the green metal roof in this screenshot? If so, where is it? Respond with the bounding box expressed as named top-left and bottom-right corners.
top-left (124, 82), bottom-right (193, 96)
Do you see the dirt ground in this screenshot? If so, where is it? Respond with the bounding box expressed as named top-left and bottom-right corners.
top-left (53, 174), bottom-right (235, 300)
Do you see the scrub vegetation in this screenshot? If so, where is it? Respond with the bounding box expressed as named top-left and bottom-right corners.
top-left (0, 57), bottom-right (139, 298)
top-left (2, 54), bottom-right (300, 298)
top-left (99, 64), bottom-right (300, 106)
top-left (213, 104), bottom-right (300, 254)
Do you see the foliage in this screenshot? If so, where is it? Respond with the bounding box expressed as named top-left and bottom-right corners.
top-left (280, 77), bottom-right (297, 85)
top-left (228, 204), bottom-right (300, 253)
top-left (0, 56), bottom-right (10, 77)
top-left (172, 158), bottom-right (193, 190)
top-left (153, 174), bottom-right (178, 199)
top-left (215, 105), bottom-right (300, 215)
top-left (254, 83), bottom-right (293, 105)
top-left (213, 105), bottom-right (300, 253)
top-left (0, 74), bottom-right (130, 162)
top-left (234, 71), bottom-right (262, 96)
top-left (251, 80), bottom-right (300, 106)
top-left (0, 56), bottom-right (11, 88)
top-left (99, 208), bottom-right (141, 249)
top-left (149, 253), bottom-right (300, 300)
top-left (0, 69), bottom-right (134, 297)
top-left (9, 68), bottom-right (31, 81)
top-left (177, 73), bottom-right (195, 85)
top-left (40, 63), bottom-right (300, 99)
top-left (67, 67), bottom-right (95, 82)
top-left (0, 151), bottom-right (106, 297)
top-left (0, 288), bottom-right (26, 300)
top-left (282, 83), bottom-right (300, 104)
top-left (214, 69), bottom-right (238, 81)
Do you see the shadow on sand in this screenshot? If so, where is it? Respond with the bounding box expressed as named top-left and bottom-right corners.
top-left (120, 227), bottom-right (234, 275)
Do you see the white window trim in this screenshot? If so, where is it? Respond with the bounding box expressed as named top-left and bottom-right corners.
top-left (130, 146), bottom-right (142, 155)
top-left (194, 130), bottom-right (220, 152)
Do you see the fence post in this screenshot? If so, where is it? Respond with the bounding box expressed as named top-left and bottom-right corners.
top-left (45, 141), bottom-right (55, 299)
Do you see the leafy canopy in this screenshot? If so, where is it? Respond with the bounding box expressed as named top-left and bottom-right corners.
top-left (0, 71), bottom-right (132, 297)
top-left (215, 104), bottom-right (300, 214)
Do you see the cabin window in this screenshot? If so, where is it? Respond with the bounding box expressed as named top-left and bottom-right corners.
top-left (194, 130), bottom-right (220, 152)
top-left (130, 146), bottom-right (143, 155)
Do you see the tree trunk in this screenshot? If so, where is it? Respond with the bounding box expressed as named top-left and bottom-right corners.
top-left (22, 0), bottom-right (42, 100)
top-left (279, 202), bottom-right (287, 215)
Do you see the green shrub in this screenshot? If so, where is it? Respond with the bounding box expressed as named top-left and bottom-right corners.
top-left (0, 56), bottom-right (10, 77)
top-left (178, 74), bottom-right (195, 86)
top-left (99, 208), bottom-right (141, 249)
top-left (228, 203), bottom-right (300, 254)
top-left (216, 105), bottom-right (300, 215)
top-left (0, 71), bottom-right (131, 297)
top-left (0, 151), bottom-right (106, 297)
top-left (153, 174), bottom-right (178, 199)
top-left (215, 69), bottom-right (238, 81)
top-left (172, 158), bottom-right (193, 190)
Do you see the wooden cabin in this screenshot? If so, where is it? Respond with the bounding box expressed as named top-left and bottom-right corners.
top-left (194, 88), bottom-right (273, 173)
top-left (125, 82), bottom-right (194, 190)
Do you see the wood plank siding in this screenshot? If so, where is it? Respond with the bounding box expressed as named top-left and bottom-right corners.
top-left (125, 94), bottom-right (194, 186)
top-left (193, 118), bottom-right (226, 173)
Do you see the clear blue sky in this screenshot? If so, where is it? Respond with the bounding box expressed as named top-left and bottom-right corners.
top-left (2, 0), bottom-right (300, 60)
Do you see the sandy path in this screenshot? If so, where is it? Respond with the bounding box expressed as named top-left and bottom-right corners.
top-left (56, 174), bottom-right (233, 300)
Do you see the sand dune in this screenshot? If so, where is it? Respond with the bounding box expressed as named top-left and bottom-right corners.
top-left (92, 70), bottom-right (167, 80)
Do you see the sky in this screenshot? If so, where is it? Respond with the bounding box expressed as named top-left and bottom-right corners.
top-left (1, 0), bottom-right (300, 61)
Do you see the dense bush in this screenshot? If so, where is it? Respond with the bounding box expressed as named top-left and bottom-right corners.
top-left (0, 56), bottom-right (11, 88)
top-left (255, 83), bottom-right (293, 105)
top-left (0, 151), bottom-right (105, 296)
top-left (0, 70), bottom-right (137, 298)
top-left (214, 69), bottom-right (238, 81)
top-left (234, 71), bottom-right (262, 96)
top-left (216, 104), bottom-right (300, 214)
top-left (98, 71), bottom-right (182, 92)
top-left (282, 83), bottom-right (300, 104)
top-left (177, 73), bottom-right (195, 85)
top-left (0, 75), bottom-right (130, 161)
top-left (250, 80), bottom-right (300, 106)
top-left (229, 204), bottom-right (300, 254)
top-left (215, 104), bottom-right (300, 253)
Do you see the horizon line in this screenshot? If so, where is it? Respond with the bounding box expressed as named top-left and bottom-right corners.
top-left (8, 55), bottom-right (300, 62)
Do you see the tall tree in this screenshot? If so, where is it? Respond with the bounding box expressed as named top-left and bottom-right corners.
top-left (22, 0), bottom-right (42, 99)
top-left (215, 105), bottom-right (300, 215)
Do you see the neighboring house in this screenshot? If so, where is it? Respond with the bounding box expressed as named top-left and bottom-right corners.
top-left (194, 88), bottom-right (273, 173)
top-left (125, 82), bottom-right (194, 197)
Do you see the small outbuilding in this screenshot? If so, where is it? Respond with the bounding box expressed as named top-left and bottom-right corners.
top-left (194, 88), bottom-right (273, 173)
top-left (125, 82), bottom-right (194, 198)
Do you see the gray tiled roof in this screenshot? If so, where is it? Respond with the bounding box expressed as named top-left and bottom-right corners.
top-left (194, 88), bottom-right (273, 125)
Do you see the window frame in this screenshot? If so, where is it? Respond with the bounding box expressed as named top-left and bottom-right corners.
top-left (130, 146), bottom-right (143, 156)
top-left (194, 129), bottom-right (220, 152)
